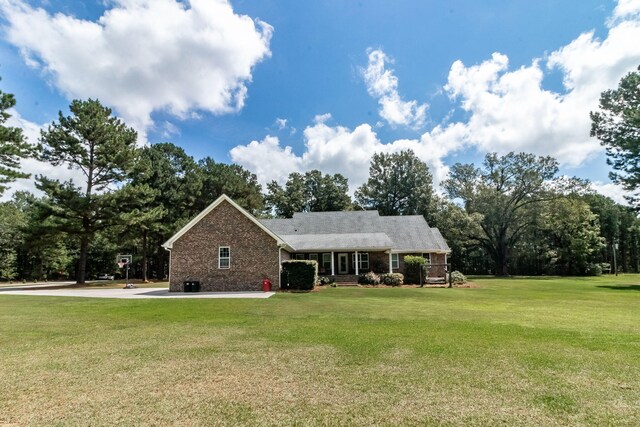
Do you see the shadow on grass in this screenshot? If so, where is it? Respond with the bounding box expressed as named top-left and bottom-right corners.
top-left (597, 285), bottom-right (640, 291)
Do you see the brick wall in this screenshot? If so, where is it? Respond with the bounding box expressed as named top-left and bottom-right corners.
top-left (429, 253), bottom-right (447, 277)
top-left (169, 200), bottom-right (281, 292)
top-left (369, 252), bottom-right (391, 273)
top-left (394, 253), bottom-right (448, 278)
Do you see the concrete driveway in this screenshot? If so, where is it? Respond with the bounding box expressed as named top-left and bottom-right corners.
top-left (0, 287), bottom-right (275, 299)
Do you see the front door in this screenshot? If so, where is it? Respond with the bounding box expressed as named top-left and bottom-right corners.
top-left (338, 253), bottom-right (348, 274)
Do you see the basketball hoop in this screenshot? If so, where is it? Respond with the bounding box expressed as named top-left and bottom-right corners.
top-left (116, 254), bottom-right (132, 266)
top-left (116, 254), bottom-right (133, 285)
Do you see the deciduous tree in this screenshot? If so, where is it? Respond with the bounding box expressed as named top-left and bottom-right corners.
top-left (266, 170), bottom-right (352, 217)
top-left (539, 197), bottom-right (604, 275)
top-left (444, 152), bottom-right (562, 276)
top-left (355, 150), bottom-right (433, 216)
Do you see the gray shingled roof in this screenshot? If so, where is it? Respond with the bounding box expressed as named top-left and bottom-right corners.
top-left (259, 211), bottom-right (450, 252)
top-left (279, 233), bottom-right (394, 251)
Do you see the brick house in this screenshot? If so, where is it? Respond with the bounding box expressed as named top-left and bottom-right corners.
top-left (163, 194), bottom-right (451, 292)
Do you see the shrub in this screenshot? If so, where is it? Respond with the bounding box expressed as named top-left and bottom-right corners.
top-left (404, 255), bottom-right (428, 284)
top-left (358, 271), bottom-right (380, 285)
top-left (449, 271), bottom-right (467, 285)
top-left (281, 260), bottom-right (317, 290)
top-left (380, 273), bottom-right (404, 286)
top-left (584, 263), bottom-right (603, 276)
top-left (318, 276), bottom-right (334, 286)
top-left (599, 263), bottom-right (612, 274)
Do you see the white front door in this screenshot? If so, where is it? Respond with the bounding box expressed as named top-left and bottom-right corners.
top-left (338, 253), bottom-right (348, 274)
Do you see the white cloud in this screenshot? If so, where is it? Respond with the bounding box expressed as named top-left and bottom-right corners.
top-left (230, 119), bottom-right (461, 192)
top-left (313, 113), bottom-right (332, 124)
top-left (159, 121), bottom-right (180, 139)
top-left (0, 0), bottom-right (273, 140)
top-left (275, 118), bottom-right (287, 130)
top-left (442, 6), bottom-right (640, 169)
top-left (362, 49), bottom-right (428, 129)
top-left (229, 135), bottom-right (302, 186)
top-left (612, 0), bottom-right (640, 20)
top-left (591, 181), bottom-right (632, 206)
top-left (233, 1), bottom-right (640, 196)
top-left (1, 110), bottom-right (85, 201)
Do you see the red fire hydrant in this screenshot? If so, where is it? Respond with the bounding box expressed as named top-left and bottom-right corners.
top-left (262, 278), bottom-right (272, 292)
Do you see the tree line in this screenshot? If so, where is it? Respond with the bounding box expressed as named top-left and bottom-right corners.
top-left (0, 66), bottom-right (638, 281)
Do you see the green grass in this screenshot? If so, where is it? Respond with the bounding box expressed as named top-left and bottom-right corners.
top-left (1, 275), bottom-right (639, 426)
top-left (0, 280), bottom-right (168, 289)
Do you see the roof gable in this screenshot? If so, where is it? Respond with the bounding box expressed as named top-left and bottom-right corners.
top-left (162, 195), bottom-right (285, 249)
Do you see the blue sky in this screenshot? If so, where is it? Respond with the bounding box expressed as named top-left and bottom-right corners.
top-left (1, 0), bottom-right (639, 202)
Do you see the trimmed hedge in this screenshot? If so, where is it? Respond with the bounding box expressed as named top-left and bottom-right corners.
top-left (281, 260), bottom-right (317, 290)
top-left (380, 273), bottom-right (404, 286)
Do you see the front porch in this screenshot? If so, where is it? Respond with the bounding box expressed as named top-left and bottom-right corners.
top-left (287, 250), bottom-right (449, 280)
top-left (290, 251), bottom-right (392, 276)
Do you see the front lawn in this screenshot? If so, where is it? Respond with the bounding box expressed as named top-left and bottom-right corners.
top-left (0, 276), bottom-right (639, 425)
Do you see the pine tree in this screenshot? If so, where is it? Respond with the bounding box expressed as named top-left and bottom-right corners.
top-left (37, 99), bottom-right (138, 284)
top-left (0, 78), bottom-right (33, 194)
top-left (591, 66), bottom-right (640, 206)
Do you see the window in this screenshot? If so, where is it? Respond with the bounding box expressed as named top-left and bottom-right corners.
top-left (391, 253), bottom-right (399, 269)
top-left (322, 253), bottom-right (332, 269)
top-left (295, 253), bottom-right (306, 260)
top-left (352, 253), bottom-right (369, 270)
top-left (423, 253), bottom-right (432, 264)
top-left (308, 253), bottom-right (318, 262)
top-left (361, 253), bottom-right (369, 269)
top-left (219, 246), bottom-right (230, 269)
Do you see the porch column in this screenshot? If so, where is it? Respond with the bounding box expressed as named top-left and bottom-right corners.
top-left (331, 251), bottom-right (335, 276)
top-left (389, 251), bottom-right (393, 273)
top-left (355, 250), bottom-right (359, 275)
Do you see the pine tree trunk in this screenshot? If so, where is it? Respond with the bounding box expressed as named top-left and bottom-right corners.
top-left (142, 230), bottom-right (148, 282)
top-left (77, 236), bottom-right (89, 284)
top-left (158, 237), bottom-right (166, 279)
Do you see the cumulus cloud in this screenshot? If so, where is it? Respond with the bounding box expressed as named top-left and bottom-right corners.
top-left (0, 0), bottom-right (273, 140)
top-left (230, 119), bottom-right (461, 192)
top-left (234, 2), bottom-right (640, 194)
top-left (1, 110), bottom-right (85, 201)
top-left (591, 181), bottom-right (632, 206)
top-left (230, 135), bottom-right (302, 186)
top-left (362, 49), bottom-right (428, 128)
top-left (442, 6), bottom-right (640, 168)
top-left (612, 0), bottom-right (640, 20)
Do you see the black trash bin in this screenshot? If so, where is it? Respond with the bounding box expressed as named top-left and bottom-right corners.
top-left (192, 281), bottom-right (201, 292)
top-left (183, 281), bottom-right (192, 292)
